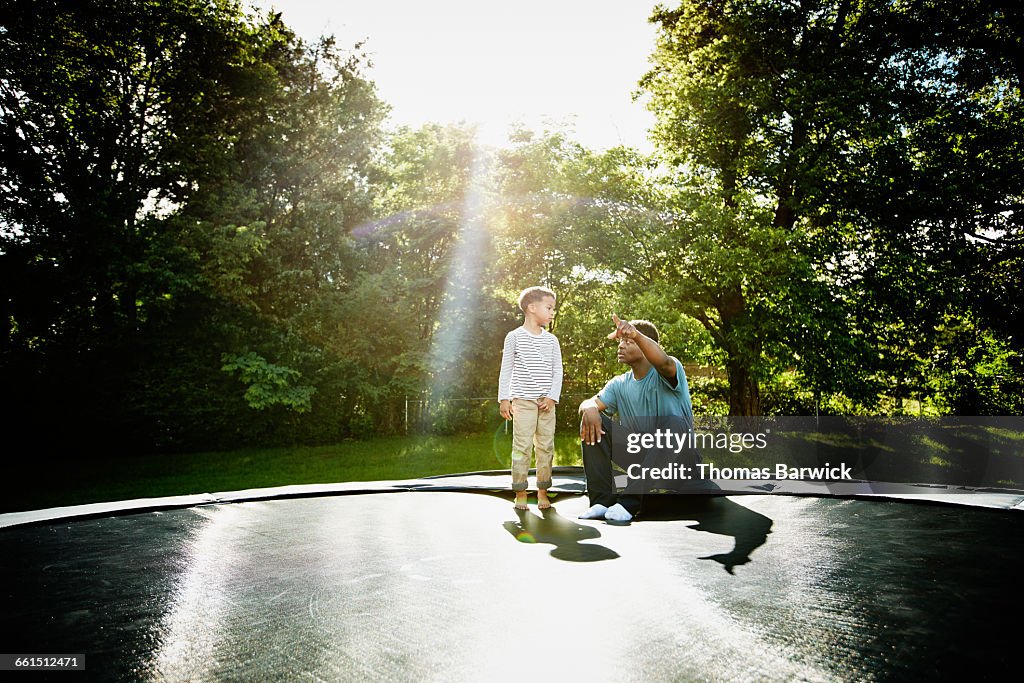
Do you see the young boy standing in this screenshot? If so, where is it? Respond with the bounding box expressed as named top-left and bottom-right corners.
top-left (498, 286), bottom-right (563, 510)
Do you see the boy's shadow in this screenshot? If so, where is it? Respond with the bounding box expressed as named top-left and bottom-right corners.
top-left (503, 507), bottom-right (619, 562)
top-left (639, 495), bottom-right (774, 574)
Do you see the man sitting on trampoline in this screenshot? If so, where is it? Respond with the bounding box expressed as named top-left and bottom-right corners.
top-left (578, 315), bottom-right (695, 522)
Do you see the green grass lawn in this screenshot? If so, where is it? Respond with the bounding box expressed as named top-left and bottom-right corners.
top-left (3, 432), bottom-right (585, 514)
top-left (7, 422), bottom-right (1021, 515)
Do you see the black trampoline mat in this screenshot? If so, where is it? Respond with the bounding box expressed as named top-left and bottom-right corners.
top-left (3, 490), bottom-right (1023, 681)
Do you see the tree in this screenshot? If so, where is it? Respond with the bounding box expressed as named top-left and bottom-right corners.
top-left (641, 0), bottom-right (1024, 415)
top-left (165, 20), bottom-right (388, 444)
top-left (0, 1), bottom-right (388, 450)
top-left (1, 0), bottom-right (270, 448)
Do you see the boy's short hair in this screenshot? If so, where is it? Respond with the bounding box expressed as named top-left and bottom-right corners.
top-left (630, 319), bottom-right (659, 343)
top-left (518, 286), bottom-right (556, 312)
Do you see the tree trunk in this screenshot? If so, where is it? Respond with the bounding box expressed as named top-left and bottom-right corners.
top-left (727, 355), bottom-right (761, 416)
top-left (711, 287), bottom-right (762, 417)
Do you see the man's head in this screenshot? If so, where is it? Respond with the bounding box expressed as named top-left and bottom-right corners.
top-left (617, 319), bottom-right (659, 365)
top-left (518, 286), bottom-right (556, 326)
top-left (630, 320), bottom-right (659, 343)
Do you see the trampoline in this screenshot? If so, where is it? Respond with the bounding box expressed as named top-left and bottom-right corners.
top-left (2, 469), bottom-right (1023, 681)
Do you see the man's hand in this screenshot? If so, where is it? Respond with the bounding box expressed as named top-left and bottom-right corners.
top-left (580, 406), bottom-right (605, 445)
top-left (606, 313), bottom-right (637, 341)
top-left (500, 399), bottom-right (513, 421)
top-left (539, 397), bottom-right (556, 412)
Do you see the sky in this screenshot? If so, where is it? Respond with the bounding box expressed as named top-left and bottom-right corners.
top-left (250, 0), bottom-right (662, 151)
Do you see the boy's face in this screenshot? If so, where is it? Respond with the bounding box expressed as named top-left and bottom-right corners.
top-left (528, 296), bottom-right (556, 326)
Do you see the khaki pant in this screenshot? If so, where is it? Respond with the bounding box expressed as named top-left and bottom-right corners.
top-left (510, 398), bottom-right (556, 491)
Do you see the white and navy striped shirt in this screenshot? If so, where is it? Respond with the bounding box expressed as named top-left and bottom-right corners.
top-left (497, 326), bottom-right (563, 402)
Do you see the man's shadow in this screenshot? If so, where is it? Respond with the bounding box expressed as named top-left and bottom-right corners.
top-left (639, 494), bottom-right (774, 574)
top-left (503, 507), bottom-right (620, 562)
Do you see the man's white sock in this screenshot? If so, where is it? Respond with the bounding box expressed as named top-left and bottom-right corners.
top-left (578, 504), bottom-right (608, 520)
top-left (605, 503), bottom-right (633, 522)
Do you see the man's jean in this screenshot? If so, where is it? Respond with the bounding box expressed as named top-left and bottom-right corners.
top-left (582, 413), bottom-right (699, 516)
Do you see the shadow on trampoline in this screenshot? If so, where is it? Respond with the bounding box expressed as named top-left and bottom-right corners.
top-left (503, 506), bottom-right (620, 561)
top-left (499, 493), bottom-right (774, 572)
top-left (635, 495), bottom-right (774, 574)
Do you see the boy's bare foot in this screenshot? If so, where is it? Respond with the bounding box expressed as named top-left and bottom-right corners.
top-left (514, 492), bottom-right (528, 510)
top-left (537, 490), bottom-right (552, 509)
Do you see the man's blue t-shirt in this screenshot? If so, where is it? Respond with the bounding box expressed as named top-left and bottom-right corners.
top-left (598, 357), bottom-right (693, 424)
